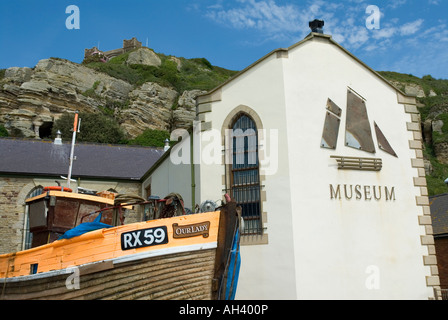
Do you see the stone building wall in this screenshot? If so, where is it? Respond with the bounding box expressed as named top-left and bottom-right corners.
top-left (0, 177), bottom-right (33, 255)
top-left (123, 37), bottom-right (142, 52)
top-left (0, 176), bottom-right (142, 255)
top-left (435, 237), bottom-right (448, 290)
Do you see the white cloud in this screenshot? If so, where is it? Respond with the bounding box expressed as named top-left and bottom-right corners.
top-left (372, 28), bottom-right (396, 39)
top-left (400, 19), bottom-right (424, 36)
top-left (199, 0), bottom-right (448, 78)
top-left (386, 0), bottom-right (408, 9)
top-left (205, 0), bottom-right (302, 35)
top-left (203, 1), bottom-right (434, 57)
top-left (347, 27), bottom-right (370, 48)
top-left (204, 0), bottom-right (347, 43)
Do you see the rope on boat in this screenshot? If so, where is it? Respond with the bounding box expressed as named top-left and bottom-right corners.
top-left (79, 194), bottom-right (146, 224)
top-left (114, 194), bottom-right (146, 206)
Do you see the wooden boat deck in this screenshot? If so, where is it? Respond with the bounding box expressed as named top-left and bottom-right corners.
top-left (0, 212), bottom-right (220, 282)
top-left (0, 197), bottom-right (240, 300)
top-left (2, 249), bottom-right (216, 300)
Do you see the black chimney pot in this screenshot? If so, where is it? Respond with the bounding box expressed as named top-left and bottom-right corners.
top-left (309, 19), bottom-right (324, 34)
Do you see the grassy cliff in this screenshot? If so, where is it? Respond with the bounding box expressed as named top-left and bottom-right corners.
top-left (83, 49), bottom-right (238, 93)
top-left (3, 49), bottom-right (448, 196)
top-left (379, 72), bottom-right (448, 196)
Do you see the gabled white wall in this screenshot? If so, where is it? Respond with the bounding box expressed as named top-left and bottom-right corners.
top-left (199, 52), bottom-right (298, 299)
top-left (282, 37), bottom-right (431, 299)
top-left (145, 34), bottom-right (435, 300)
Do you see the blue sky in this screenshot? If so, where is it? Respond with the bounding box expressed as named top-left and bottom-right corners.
top-left (1, 0), bottom-right (447, 79)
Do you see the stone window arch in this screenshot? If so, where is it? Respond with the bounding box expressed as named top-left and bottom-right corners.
top-left (22, 186), bottom-right (44, 250)
top-left (222, 105), bottom-right (267, 244)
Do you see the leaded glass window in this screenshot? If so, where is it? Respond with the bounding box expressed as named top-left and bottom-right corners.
top-left (230, 114), bottom-right (262, 235)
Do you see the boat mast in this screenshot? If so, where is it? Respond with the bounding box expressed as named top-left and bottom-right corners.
top-left (67, 111), bottom-right (80, 189)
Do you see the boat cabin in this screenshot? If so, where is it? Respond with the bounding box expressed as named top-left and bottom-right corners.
top-left (26, 188), bottom-right (187, 248)
top-left (26, 190), bottom-right (118, 247)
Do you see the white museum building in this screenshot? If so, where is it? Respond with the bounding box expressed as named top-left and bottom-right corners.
top-left (142, 25), bottom-right (440, 299)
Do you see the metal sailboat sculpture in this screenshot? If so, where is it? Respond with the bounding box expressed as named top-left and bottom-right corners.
top-left (321, 89), bottom-right (398, 158)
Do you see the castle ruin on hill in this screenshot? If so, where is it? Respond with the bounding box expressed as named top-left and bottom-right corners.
top-left (84, 37), bottom-right (142, 62)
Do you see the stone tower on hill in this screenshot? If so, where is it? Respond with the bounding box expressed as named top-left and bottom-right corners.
top-left (84, 37), bottom-right (142, 62)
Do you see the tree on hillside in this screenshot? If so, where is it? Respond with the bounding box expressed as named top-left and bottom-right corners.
top-left (52, 112), bottom-right (126, 144)
top-left (128, 128), bottom-right (170, 148)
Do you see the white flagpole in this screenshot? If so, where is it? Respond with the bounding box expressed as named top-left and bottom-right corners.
top-left (67, 112), bottom-right (79, 189)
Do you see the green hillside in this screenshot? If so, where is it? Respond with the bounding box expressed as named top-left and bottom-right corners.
top-left (379, 72), bottom-right (448, 196)
top-left (83, 49), bottom-right (238, 93)
top-left (2, 51), bottom-right (448, 196)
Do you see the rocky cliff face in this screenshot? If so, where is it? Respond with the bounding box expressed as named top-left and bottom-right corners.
top-left (120, 83), bottom-right (204, 137)
top-left (380, 73), bottom-right (448, 195)
top-left (0, 57), bottom-right (205, 139)
top-left (382, 74), bottom-right (448, 165)
top-left (2, 58), bottom-right (447, 168)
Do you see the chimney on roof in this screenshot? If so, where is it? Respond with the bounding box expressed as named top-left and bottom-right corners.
top-left (309, 19), bottom-right (324, 34)
top-left (54, 130), bottom-right (62, 145)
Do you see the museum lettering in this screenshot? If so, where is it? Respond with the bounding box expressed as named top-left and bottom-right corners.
top-left (330, 184), bottom-right (396, 201)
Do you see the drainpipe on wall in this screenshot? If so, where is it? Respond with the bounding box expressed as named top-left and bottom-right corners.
top-left (190, 127), bottom-right (196, 211)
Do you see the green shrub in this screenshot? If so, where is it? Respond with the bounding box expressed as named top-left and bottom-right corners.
top-left (423, 143), bottom-right (448, 196)
top-left (191, 58), bottom-right (213, 70)
top-left (82, 81), bottom-right (101, 98)
top-left (84, 51), bottom-right (238, 93)
top-left (379, 72), bottom-right (448, 197)
top-left (128, 129), bottom-right (170, 147)
top-left (0, 124), bottom-right (8, 137)
top-left (52, 112), bottom-right (126, 144)
top-left (108, 52), bottom-right (131, 64)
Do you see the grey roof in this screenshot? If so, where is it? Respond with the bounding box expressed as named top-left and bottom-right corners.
top-left (430, 194), bottom-right (448, 236)
top-left (0, 138), bottom-right (164, 181)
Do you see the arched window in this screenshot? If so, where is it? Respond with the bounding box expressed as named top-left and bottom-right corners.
top-left (230, 114), bottom-right (262, 235)
top-left (23, 186), bottom-right (44, 250)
